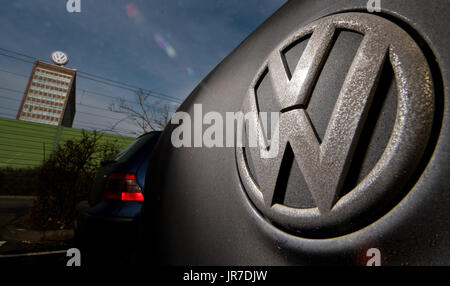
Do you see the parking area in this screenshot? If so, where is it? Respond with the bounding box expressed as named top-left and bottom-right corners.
top-left (0, 196), bottom-right (71, 265)
top-left (0, 196), bottom-right (35, 252)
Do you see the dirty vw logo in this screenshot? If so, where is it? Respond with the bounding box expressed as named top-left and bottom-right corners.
top-left (236, 13), bottom-right (434, 237)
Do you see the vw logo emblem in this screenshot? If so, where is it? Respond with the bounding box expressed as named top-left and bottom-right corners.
top-left (51, 51), bottom-right (69, 66)
top-left (236, 13), bottom-right (435, 237)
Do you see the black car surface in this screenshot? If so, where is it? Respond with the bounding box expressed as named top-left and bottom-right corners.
top-left (139, 0), bottom-right (449, 266)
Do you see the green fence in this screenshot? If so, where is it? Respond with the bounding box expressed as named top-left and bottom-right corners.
top-left (0, 117), bottom-right (135, 168)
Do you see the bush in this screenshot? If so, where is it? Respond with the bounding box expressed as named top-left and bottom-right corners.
top-left (29, 131), bottom-right (121, 230)
top-left (0, 167), bottom-right (39, 196)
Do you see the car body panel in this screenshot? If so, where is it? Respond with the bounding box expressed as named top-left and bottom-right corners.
top-left (141, 0), bottom-right (449, 265)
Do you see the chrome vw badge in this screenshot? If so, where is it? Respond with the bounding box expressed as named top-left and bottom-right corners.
top-left (236, 13), bottom-right (435, 237)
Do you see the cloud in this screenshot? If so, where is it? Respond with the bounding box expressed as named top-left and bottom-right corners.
top-left (0, 0), bottom-right (287, 133)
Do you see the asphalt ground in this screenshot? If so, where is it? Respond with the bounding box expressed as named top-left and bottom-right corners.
top-left (0, 197), bottom-right (36, 255)
top-left (0, 197), bottom-right (72, 266)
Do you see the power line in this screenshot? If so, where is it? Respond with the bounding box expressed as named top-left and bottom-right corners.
top-left (77, 101), bottom-right (129, 116)
top-left (74, 119), bottom-right (140, 135)
top-left (0, 72), bottom-right (162, 107)
top-left (0, 67), bottom-right (29, 78)
top-left (0, 89), bottom-right (173, 128)
top-left (0, 92), bottom-right (127, 119)
top-left (0, 52), bottom-right (34, 64)
top-left (0, 95), bottom-right (132, 129)
top-left (0, 97), bottom-right (130, 131)
top-left (0, 96), bottom-right (21, 103)
top-left (79, 89), bottom-right (172, 110)
top-left (0, 47), bottom-right (182, 103)
top-left (0, 106), bottom-right (19, 113)
top-left (0, 111), bottom-right (14, 117)
top-left (73, 123), bottom-right (137, 135)
top-left (0, 87), bottom-right (24, 95)
top-left (0, 84), bottom-right (163, 133)
top-left (77, 70), bottom-right (178, 100)
top-left (76, 110), bottom-right (125, 121)
top-left (0, 47), bottom-right (36, 60)
top-left (0, 68), bottom-right (128, 102)
top-left (0, 65), bottom-right (181, 106)
top-left (77, 73), bottom-right (181, 103)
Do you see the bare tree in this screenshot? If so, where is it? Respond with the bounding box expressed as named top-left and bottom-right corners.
top-left (108, 89), bottom-right (176, 135)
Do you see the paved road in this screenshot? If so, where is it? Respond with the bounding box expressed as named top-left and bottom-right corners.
top-left (0, 197), bottom-right (74, 266)
top-left (0, 197), bottom-right (34, 230)
top-left (0, 197), bottom-right (131, 267)
top-left (0, 197), bottom-right (35, 255)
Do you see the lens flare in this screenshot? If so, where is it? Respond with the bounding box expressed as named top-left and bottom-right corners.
top-left (154, 33), bottom-right (178, 58)
top-left (125, 3), bottom-right (144, 24)
top-left (186, 67), bottom-right (195, 76)
top-left (126, 3), bottom-right (139, 18)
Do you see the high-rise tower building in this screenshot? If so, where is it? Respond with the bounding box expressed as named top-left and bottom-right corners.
top-left (17, 52), bottom-right (76, 127)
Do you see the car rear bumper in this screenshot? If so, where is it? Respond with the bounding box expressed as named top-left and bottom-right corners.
top-left (74, 201), bottom-right (141, 265)
top-left (75, 201), bottom-right (139, 244)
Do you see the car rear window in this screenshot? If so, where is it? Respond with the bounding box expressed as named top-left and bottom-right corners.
top-left (114, 133), bottom-right (158, 163)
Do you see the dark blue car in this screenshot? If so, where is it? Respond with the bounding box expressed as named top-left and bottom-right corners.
top-left (74, 131), bottom-right (161, 264)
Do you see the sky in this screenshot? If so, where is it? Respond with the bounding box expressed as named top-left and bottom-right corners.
top-left (0, 0), bottom-right (287, 136)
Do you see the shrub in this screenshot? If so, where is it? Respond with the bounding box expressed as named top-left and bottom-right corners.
top-left (29, 131), bottom-right (121, 230)
top-left (0, 167), bottom-right (39, 196)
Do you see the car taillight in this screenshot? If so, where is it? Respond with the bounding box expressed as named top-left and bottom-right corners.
top-left (103, 173), bottom-right (144, 202)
